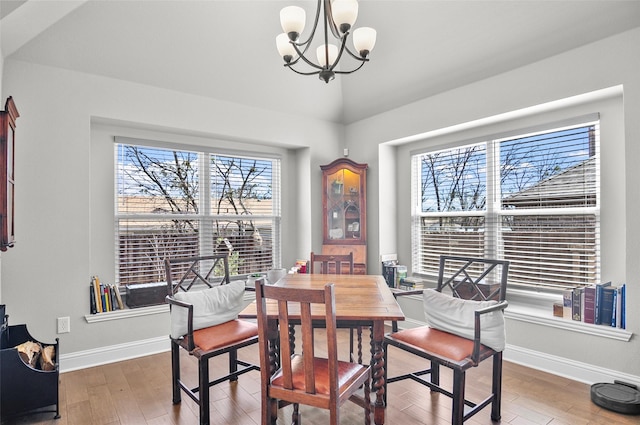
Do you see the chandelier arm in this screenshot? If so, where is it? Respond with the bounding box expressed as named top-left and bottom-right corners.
top-left (343, 44), bottom-right (366, 61)
top-left (291, 43), bottom-right (324, 71)
top-left (324, 0), bottom-right (343, 39)
top-left (291, 39), bottom-right (313, 59)
top-left (327, 36), bottom-right (349, 72)
top-left (333, 60), bottom-right (367, 75)
top-left (294, 0), bottom-right (323, 47)
top-left (284, 65), bottom-right (321, 77)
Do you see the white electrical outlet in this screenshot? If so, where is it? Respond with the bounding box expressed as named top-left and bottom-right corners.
top-left (57, 316), bottom-right (70, 334)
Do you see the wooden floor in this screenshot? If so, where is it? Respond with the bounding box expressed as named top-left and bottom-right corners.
top-left (3, 328), bottom-right (637, 425)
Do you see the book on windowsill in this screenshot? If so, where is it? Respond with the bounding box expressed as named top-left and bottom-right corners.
top-left (594, 281), bottom-right (612, 325)
top-left (620, 284), bottom-right (626, 329)
top-left (89, 285), bottom-right (97, 314)
top-left (398, 276), bottom-right (424, 291)
top-left (112, 284), bottom-right (125, 310)
top-left (583, 285), bottom-right (596, 324)
top-left (382, 261), bottom-right (398, 288)
top-left (562, 289), bottom-right (573, 319)
top-left (572, 287), bottom-right (583, 321)
top-left (108, 284), bottom-right (120, 311)
top-left (92, 275), bottom-right (103, 313)
top-left (598, 285), bottom-right (617, 327)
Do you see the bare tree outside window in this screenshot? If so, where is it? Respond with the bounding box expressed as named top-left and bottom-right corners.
top-left (414, 123), bottom-right (599, 288)
top-left (421, 144), bottom-right (486, 231)
top-left (116, 144), bottom-right (279, 287)
top-left (211, 156), bottom-right (274, 275)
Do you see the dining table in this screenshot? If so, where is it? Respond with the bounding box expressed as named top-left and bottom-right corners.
top-left (239, 273), bottom-right (405, 425)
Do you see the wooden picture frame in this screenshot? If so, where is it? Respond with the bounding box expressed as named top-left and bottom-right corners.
top-left (0, 97), bottom-right (18, 251)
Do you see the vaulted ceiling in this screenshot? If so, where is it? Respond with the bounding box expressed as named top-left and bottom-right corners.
top-left (2, 1), bottom-right (640, 124)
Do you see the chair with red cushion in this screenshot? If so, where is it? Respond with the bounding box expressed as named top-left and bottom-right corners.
top-left (255, 280), bottom-right (371, 425)
top-left (384, 255), bottom-right (509, 425)
top-left (165, 254), bottom-right (259, 425)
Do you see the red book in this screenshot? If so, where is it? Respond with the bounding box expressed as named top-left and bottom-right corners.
top-left (583, 286), bottom-right (596, 324)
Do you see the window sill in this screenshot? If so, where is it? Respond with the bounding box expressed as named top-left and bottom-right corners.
top-left (394, 286), bottom-right (632, 342)
top-left (84, 290), bottom-right (256, 324)
top-left (506, 288), bottom-right (632, 342)
top-left (84, 304), bottom-right (169, 323)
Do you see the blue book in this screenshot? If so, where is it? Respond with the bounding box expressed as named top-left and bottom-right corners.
top-left (599, 286), bottom-right (616, 327)
top-left (610, 288), bottom-right (617, 327)
top-left (100, 284), bottom-right (107, 312)
top-left (621, 283), bottom-right (626, 329)
top-left (594, 281), bottom-right (611, 325)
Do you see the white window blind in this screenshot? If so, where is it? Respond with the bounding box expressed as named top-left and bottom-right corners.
top-left (115, 141), bottom-right (281, 286)
top-left (412, 119), bottom-right (599, 289)
top-left (411, 143), bottom-right (488, 276)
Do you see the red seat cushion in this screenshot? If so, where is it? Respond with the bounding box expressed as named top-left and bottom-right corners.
top-left (271, 355), bottom-right (369, 395)
top-left (387, 326), bottom-right (495, 368)
top-left (191, 319), bottom-right (258, 353)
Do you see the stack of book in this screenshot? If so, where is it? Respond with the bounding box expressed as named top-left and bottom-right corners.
top-left (381, 257), bottom-right (399, 288)
top-left (90, 275), bottom-right (124, 314)
top-left (398, 276), bottom-right (424, 291)
top-left (554, 282), bottom-right (626, 329)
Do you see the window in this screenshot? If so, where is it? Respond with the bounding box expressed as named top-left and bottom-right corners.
top-left (412, 119), bottom-right (599, 290)
top-left (115, 140), bottom-right (281, 286)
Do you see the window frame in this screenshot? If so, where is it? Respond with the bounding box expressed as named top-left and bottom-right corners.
top-left (114, 137), bottom-right (282, 287)
top-left (411, 117), bottom-right (600, 291)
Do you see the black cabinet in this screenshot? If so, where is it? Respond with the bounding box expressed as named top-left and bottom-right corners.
top-left (1, 306), bottom-right (60, 420)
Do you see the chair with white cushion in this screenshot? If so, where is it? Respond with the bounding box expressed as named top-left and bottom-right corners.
top-left (165, 254), bottom-right (259, 425)
top-left (384, 255), bottom-right (509, 425)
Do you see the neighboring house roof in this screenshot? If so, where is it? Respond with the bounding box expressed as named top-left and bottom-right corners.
top-left (502, 157), bottom-right (596, 208)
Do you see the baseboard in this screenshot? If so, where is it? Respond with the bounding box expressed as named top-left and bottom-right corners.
top-left (504, 344), bottom-right (640, 388)
top-left (394, 319), bottom-right (640, 388)
top-left (58, 336), bottom-right (170, 373)
top-left (58, 327), bottom-right (640, 389)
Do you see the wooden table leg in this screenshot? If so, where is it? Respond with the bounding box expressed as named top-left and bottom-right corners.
top-left (370, 320), bottom-right (386, 425)
top-left (266, 319), bottom-right (279, 425)
top-left (268, 319), bottom-right (279, 374)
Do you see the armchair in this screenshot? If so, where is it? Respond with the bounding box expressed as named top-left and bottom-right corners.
top-left (165, 254), bottom-right (259, 425)
top-left (384, 255), bottom-right (509, 425)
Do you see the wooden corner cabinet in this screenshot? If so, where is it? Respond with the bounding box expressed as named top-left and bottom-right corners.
top-left (0, 97), bottom-right (18, 251)
top-left (320, 158), bottom-right (367, 274)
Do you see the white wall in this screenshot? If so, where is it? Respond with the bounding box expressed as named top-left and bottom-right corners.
top-left (2, 24), bottom-right (639, 385)
top-left (0, 60), bottom-right (342, 357)
top-left (346, 28), bottom-right (640, 382)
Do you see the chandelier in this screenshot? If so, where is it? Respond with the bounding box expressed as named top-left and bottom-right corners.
top-left (276, 0), bottom-right (377, 83)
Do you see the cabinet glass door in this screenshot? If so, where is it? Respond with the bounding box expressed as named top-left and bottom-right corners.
top-left (326, 168), bottom-right (361, 242)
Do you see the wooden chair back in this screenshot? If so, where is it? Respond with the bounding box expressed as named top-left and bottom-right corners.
top-left (309, 252), bottom-right (354, 274)
top-left (255, 280), bottom-right (371, 425)
top-left (309, 251), bottom-right (360, 362)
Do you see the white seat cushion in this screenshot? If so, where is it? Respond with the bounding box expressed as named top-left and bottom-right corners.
top-left (423, 288), bottom-right (506, 352)
top-left (170, 280), bottom-right (246, 339)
